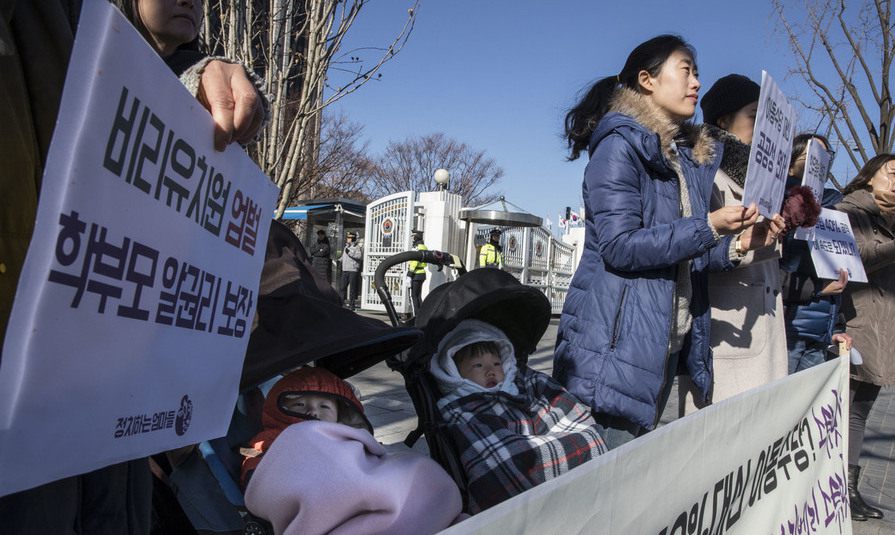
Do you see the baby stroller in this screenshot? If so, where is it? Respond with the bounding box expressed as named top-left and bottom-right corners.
top-left (372, 253), bottom-right (553, 510)
top-left (151, 220), bottom-right (422, 535)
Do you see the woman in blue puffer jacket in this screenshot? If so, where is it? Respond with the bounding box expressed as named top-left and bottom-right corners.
top-left (554, 35), bottom-right (771, 449)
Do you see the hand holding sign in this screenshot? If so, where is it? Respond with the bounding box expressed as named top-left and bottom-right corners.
top-left (738, 213), bottom-right (786, 251)
top-left (819, 268), bottom-right (848, 296)
top-left (709, 203), bottom-right (758, 235)
top-left (198, 60), bottom-right (266, 151)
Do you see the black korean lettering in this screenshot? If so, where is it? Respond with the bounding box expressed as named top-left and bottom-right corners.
top-left (125, 110), bottom-right (166, 195)
top-left (185, 155), bottom-right (210, 225)
top-left (117, 241), bottom-right (159, 321)
top-left (114, 417), bottom-right (126, 438)
top-left (83, 224), bottom-right (130, 314)
top-left (174, 263), bottom-right (202, 330)
top-left (166, 410), bottom-right (175, 428)
top-left (196, 271), bottom-right (220, 332)
top-left (156, 138), bottom-right (194, 212)
top-left (235, 286), bottom-right (254, 338)
top-left (225, 189), bottom-right (248, 250)
top-left (155, 257), bottom-right (180, 325)
top-left (217, 280), bottom-right (240, 337)
top-left (141, 414), bottom-right (151, 434)
top-left (103, 86), bottom-right (140, 177)
top-left (48, 211), bottom-right (89, 307)
top-left (204, 171), bottom-right (231, 236)
top-left (241, 196), bottom-right (262, 255)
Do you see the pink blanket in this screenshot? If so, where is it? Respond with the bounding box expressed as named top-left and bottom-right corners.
top-left (245, 421), bottom-right (463, 535)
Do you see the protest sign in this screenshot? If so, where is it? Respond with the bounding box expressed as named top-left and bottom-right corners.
top-left (742, 71), bottom-right (798, 218)
top-left (807, 208), bottom-right (868, 283)
top-left (442, 357), bottom-right (852, 535)
top-left (0, 0), bottom-right (279, 496)
top-left (794, 139), bottom-right (833, 241)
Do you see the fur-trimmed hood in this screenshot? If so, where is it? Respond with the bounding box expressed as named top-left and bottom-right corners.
top-left (589, 87), bottom-right (717, 168)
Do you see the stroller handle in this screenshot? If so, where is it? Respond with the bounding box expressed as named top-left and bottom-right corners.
top-left (374, 250), bottom-right (467, 327)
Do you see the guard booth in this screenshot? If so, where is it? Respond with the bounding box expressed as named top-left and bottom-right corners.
top-left (281, 199), bottom-right (367, 289)
top-left (461, 197), bottom-right (576, 313)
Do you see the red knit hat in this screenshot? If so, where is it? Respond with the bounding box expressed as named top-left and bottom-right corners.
top-left (262, 367), bottom-right (372, 434)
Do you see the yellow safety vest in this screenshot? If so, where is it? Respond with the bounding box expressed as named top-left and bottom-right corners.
top-left (479, 243), bottom-right (503, 268)
top-left (409, 243), bottom-right (428, 274)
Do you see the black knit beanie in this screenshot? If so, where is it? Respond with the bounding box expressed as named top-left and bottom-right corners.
top-left (700, 74), bottom-right (761, 126)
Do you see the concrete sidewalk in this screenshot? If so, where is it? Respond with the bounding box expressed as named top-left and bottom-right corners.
top-left (351, 313), bottom-right (893, 532)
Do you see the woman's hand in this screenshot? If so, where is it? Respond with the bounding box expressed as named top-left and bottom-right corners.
top-left (831, 332), bottom-right (853, 352)
top-left (738, 213), bottom-right (785, 251)
top-left (709, 203), bottom-right (759, 235)
top-left (819, 268), bottom-right (849, 296)
top-left (198, 61), bottom-right (265, 150)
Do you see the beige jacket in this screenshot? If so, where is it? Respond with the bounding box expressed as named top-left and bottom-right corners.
top-left (837, 189), bottom-right (895, 386)
top-left (680, 168), bottom-right (788, 413)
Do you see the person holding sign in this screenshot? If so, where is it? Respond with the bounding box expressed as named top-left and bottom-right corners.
top-left (0, 1), bottom-right (268, 533)
top-left (679, 74), bottom-right (788, 415)
top-left (556, 35), bottom-right (761, 449)
top-left (780, 133), bottom-right (852, 374)
top-left (835, 154), bottom-right (895, 521)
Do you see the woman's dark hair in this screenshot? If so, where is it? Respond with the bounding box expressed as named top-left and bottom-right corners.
top-left (110, 0), bottom-right (203, 54)
top-left (844, 153), bottom-right (895, 194)
top-left (564, 34), bottom-right (696, 160)
top-left (789, 132), bottom-right (831, 169)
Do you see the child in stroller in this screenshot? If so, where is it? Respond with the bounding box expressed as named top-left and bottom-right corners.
top-left (240, 366), bottom-right (463, 535)
top-left (386, 267), bottom-right (606, 514)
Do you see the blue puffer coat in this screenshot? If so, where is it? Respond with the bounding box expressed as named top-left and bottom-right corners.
top-left (554, 89), bottom-right (733, 430)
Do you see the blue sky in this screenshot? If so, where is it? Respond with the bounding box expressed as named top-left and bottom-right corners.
top-left (331, 1), bottom-right (848, 224)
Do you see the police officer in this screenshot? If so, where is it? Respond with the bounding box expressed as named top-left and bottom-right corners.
top-left (341, 232), bottom-right (363, 310)
top-left (479, 229), bottom-right (504, 269)
top-left (406, 230), bottom-right (428, 315)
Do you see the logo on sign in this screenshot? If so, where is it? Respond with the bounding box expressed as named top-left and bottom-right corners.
top-left (175, 395), bottom-right (193, 436)
top-left (508, 236), bottom-right (518, 253)
top-left (535, 241), bottom-right (544, 257)
top-left (381, 218), bottom-right (394, 236)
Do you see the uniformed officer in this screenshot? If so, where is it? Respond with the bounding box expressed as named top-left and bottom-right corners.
top-left (478, 229), bottom-right (504, 269)
top-left (406, 230), bottom-right (428, 314)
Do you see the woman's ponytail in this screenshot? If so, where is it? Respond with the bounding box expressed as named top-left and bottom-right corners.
top-left (564, 76), bottom-right (619, 161)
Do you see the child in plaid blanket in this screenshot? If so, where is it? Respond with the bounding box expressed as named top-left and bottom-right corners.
top-left (430, 319), bottom-right (607, 513)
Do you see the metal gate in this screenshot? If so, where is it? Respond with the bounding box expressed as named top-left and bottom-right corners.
top-left (549, 240), bottom-right (576, 314)
top-left (361, 192), bottom-right (414, 312)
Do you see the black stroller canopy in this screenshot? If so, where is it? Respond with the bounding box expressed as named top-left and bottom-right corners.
top-left (242, 221), bottom-right (421, 390)
top-left (405, 269), bottom-right (552, 367)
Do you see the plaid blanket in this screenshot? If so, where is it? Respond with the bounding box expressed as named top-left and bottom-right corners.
top-left (440, 367), bottom-right (606, 513)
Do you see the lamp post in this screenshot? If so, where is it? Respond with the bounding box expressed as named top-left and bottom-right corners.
top-left (433, 168), bottom-right (450, 191)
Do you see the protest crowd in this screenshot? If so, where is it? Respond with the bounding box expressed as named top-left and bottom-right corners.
top-left (1, 2), bottom-right (894, 534)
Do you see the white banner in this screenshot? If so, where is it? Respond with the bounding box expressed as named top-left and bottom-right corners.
top-left (808, 208), bottom-right (868, 283)
top-left (743, 71), bottom-right (798, 219)
top-left (0, 0), bottom-right (278, 496)
top-left (442, 358), bottom-right (852, 535)
top-left (794, 140), bottom-right (832, 241)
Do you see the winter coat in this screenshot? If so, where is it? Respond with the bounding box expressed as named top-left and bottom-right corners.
top-left (684, 165), bottom-right (788, 410)
top-left (836, 189), bottom-right (895, 386)
top-left (341, 242), bottom-right (362, 272)
top-left (309, 239), bottom-right (331, 281)
top-left (553, 88), bottom-right (732, 431)
top-left (241, 367), bottom-right (372, 485)
top-left (780, 186), bottom-right (844, 344)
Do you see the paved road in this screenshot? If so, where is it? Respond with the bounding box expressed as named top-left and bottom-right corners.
top-left (351, 314), bottom-right (893, 532)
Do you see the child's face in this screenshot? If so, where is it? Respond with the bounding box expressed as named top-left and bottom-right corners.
top-left (281, 394), bottom-right (339, 423)
top-left (456, 350), bottom-right (504, 389)
top-left (138, 0), bottom-right (202, 57)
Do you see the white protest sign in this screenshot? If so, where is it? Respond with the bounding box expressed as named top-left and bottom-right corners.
top-left (0, 0), bottom-right (278, 496)
top-left (743, 71), bottom-right (798, 218)
top-left (442, 358), bottom-right (852, 535)
top-left (808, 208), bottom-right (868, 283)
top-left (794, 139), bottom-right (833, 241)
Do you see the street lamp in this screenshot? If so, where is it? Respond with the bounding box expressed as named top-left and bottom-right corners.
top-left (434, 168), bottom-right (450, 191)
